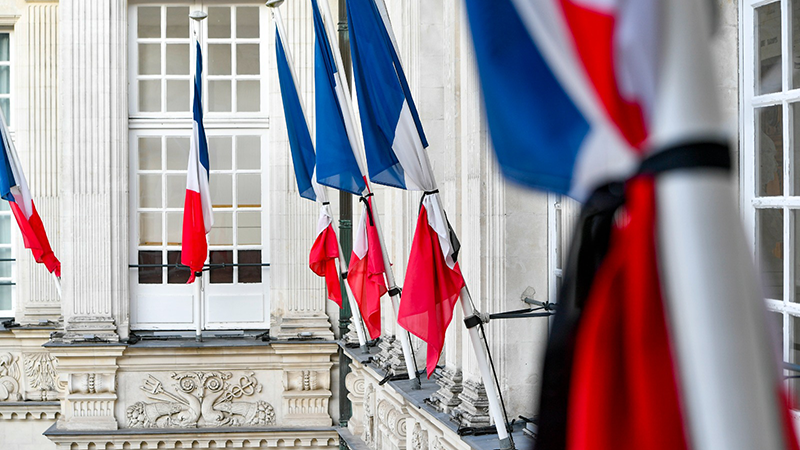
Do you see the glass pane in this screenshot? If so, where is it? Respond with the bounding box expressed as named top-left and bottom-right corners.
top-left (138, 250), bottom-right (162, 284)
top-left (211, 173), bottom-right (232, 207)
top-left (166, 212), bottom-right (182, 246)
top-left (794, 0), bottom-right (800, 89)
top-left (757, 105), bottom-right (783, 197)
top-left (236, 136), bottom-right (260, 169)
top-left (0, 285), bottom-right (11, 311)
top-left (138, 44), bottom-right (161, 75)
top-left (209, 7), bottom-right (231, 39)
top-left (208, 44), bottom-right (232, 75)
top-left (758, 208), bottom-right (784, 300)
top-left (208, 212), bottom-right (233, 245)
top-left (1, 99), bottom-right (9, 127)
top-left (167, 250), bottom-right (190, 284)
top-left (166, 137), bottom-right (190, 170)
top-left (0, 216), bottom-right (9, 245)
top-left (210, 250), bottom-right (233, 283)
top-left (209, 136), bottom-right (232, 170)
top-left (237, 44), bottom-right (260, 75)
top-left (0, 66), bottom-right (9, 94)
top-left (139, 137), bottom-right (161, 170)
top-left (138, 6), bottom-right (161, 39)
top-left (238, 250), bottom-right (262, 283)
top-left (166, 80), bottom-right (190, 112)
top-left (238, 211), bottom-right (260, 245)
top-left (166, 174), bottom-right (185, 208)
top-left (166, 44), bottom-right (190, 75)
top-left (237, 81), bottom-right (260, 112)
top-left (139, 80), bottom-right (161, 112)
top-left (139, 174), bottom-right (162, 208)
top-left (139, 212), bottom-right (162, 246)
top-left (209, 80), bottom-right (232, 112)
top-left (237, 7), bottom-right (260, 38)
top-left (166, 7), bottom-right (190, 39)
top-left (237, 174), bottom-right (261, 207)
top-left (0, 201), bottom-right (8, 211)
top-left (0, 34), bottom-right (10, 61)
top-left (0, 248), bottom-right (12, 278)
top-left (757, 2), bottom-right (782, 95)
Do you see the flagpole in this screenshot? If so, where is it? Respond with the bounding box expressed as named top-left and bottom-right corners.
top-left (190, 9), bottom-right (208, 343)
top-left (317, 0), bottom-right (421, 387)
top-left (269, 3), bottom-right (371, 351)
top-left (51, 272), bottom-right (61, 300)
top-left (653, 1), bottom-right (786, 448)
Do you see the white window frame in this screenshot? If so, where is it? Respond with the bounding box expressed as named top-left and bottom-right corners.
top-left (741, 0), bottom-right (800, 423)
top-left (128, 1), bottom-right (270, 331)
top-left (0, 29), bottom-right (15, 318)
top-left (547, 193), bottom-right (580, 307)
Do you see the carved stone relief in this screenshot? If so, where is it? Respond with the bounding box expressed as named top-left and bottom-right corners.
top-left (362, 384), bottom-right (375, 446)
top-left (0, 352), bottom-right (21, 401)
top-left (126, 371), bottom-right (275, 428)
top-left (411, 423), bottom-right (428, 450)
top-left (22, 352), bottom-right (58, 401)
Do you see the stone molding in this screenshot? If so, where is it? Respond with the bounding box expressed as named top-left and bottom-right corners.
top-left (44, 428), bottom-right (339, 450)
top-left (450, 379), bottom-right (490, 428)
top-left (345, 361), bottom-right (366, 436)
top-left (0, 401), bottom-right (60, 421)
top-left (427, 367), bottom-right (463, 414)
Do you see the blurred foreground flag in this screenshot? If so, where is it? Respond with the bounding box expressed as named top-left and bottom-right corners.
top-left (464, 1), bottom-right (800, 450)
top-left (0, 110), bottom-right (60, 276)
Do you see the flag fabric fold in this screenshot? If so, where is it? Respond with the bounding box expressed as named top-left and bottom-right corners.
top-left (311, 0), bottom-right (366, 196)
top-left (181, 41), bottom-right (213, 284)
top-left (398, 193), bottom-right (465, 377)
top-left (275, 28), bottom-right (317, 201)
top-left (347, 197), bottom-right (386, 339)
top-left (0, 111), bottom-right (60, 276)
top-left (310, 205), bottom-right (342, 306)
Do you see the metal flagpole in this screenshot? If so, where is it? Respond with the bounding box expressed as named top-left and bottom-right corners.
top-left (190, 9), bottom-right (208, 343)
top-left (51, 272), bottom-right (61, 300)
top-left (653, 1), bottom-right (786, 449)
top-left (318, 0), bottom-right (420, 388)
top-left (268, 2), bottom-right (371, 351)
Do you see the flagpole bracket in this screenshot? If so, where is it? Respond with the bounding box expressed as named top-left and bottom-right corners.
top-left (464, 312), bottom-right (489, 329)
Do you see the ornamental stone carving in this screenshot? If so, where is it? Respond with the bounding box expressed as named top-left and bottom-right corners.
top-left (0, 352), bottom-right (21, 401)
top-left (126, 371), bottom-right (275, 428)
top-left (22, 352), bottom-right (58, 401)
top-left (411, 423), bottom-right (428, 450)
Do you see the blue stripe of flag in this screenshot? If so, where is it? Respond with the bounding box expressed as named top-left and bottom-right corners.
top-left (194, 41), bottom-right (210, 176)
top-left (0, 128), bottom-right (15, 202)
top-left (464, 0), bottom-right (589, 195)
top-left (275, 30), bottom-right (317, 202)
top-left (311, 0), bottom-right (366, 196)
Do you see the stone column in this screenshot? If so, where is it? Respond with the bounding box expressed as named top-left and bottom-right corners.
top-left (58, 0), bottom-right (128, 342)
top-left (15, 1), bottom-right (61, 325)
top-left (268, 1), bottom-right (332, 339)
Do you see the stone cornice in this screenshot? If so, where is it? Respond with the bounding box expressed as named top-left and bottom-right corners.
top-left (0, 15), bottom-right (20, 27)
top-left (0, 401), bottom-right (60, 421)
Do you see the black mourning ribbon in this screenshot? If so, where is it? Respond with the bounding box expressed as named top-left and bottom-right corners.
top-left (535, 142), bottom-right (730, 450)
top-left (420, 189), bottom-right (461, 264)
top-left (359, 193), bottom-right (375, 226)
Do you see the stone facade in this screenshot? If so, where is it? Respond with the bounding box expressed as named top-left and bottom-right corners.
top-left (0, 0), bottom-right (742, 450)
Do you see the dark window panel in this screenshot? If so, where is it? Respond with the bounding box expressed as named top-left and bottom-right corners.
top-left (138, 251), bottom-right (162, 284)
top-left (210, 250), bottom-right (234, 284)
top-left (238, 250), bottom-right (261, 283)
top-left (167, 250), bottom-right (191, 284)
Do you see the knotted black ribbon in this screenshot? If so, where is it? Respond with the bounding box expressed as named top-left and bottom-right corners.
top-left (535, 141), bottom-right (730, 450)
top-left (420, 189), bottom-right (461, 264)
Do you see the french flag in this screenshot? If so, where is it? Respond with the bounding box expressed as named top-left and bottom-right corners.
top-left (347, 0), bottom-right (465, 375)
top-left (0, 110), bottom-right (60, 276)
top-left (309, 204), bottom-right (342, 306)
top-left (181, 41), bottom-right (213, 284)
top-left (347, 195), bottom-right (385, 340)
top-left (464, 1), bottom-right (800, 449)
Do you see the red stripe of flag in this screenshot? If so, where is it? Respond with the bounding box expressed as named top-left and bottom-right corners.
top-left (310, 222), bottom-right (342, 306)
top-left (9, 201), bottom-right (59, 277)
top-left (348, 198), bottom-right (386, 340)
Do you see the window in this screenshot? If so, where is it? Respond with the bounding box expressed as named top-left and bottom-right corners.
top-left (548, 193), bottom-right (580, 305)
top-left (0, 32), bottom-right (11, 125)
top-left (0, 31), bottom-right (13, 317)
top-left (743, 0), bottom-right (800, 414)
top-left (129, 3), bottom-right (269, 330)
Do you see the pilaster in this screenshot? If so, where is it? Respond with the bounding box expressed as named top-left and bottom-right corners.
top-left (267, 0), bottom-right (333, 340)
top-left (58, 0), bottom-right (128, 342)
top-left (450, 379), bottom-right (490, 428)
top-left (426, 367), bottom-right (462, 414)
top-left (15, 2), bottom-right (61, 324)
top-left (46, 344), bottom-right (125, 431)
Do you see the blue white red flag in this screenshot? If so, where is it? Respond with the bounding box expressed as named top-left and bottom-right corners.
top-left (463, 0), bottom-right (652, 201)
top-left (311, 0), bottom-right (365, 196)
top-left (275, 28), bottom-right (316, 202)
top-left (347, 0), bottom-right (464, 375)
top-left (0, 110), bottom-right (60, 276)
top-left (181, 41), bottom-right (213, 284)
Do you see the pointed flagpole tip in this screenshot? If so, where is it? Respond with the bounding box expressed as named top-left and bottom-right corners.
top-left (265, 0), bottom-right (285, 8)
top-left (189, 10), bottom-right (208, 21)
